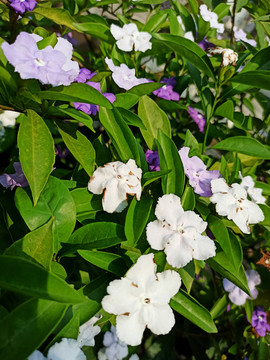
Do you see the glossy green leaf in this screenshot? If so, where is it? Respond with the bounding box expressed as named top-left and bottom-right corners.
top-left (78, 250), bottom-right (127, 276)
top-left (181, 185), bottom-right (195, 211)
top-left (4, 217), bottom-right (54, 271)
top-left (52, 107), bottom-right (94, 132)
top-left (32, 6), bottom-right (78, 30)
top-left (127, 82), bottom-right (163, 96)
top-left (212, 137), bottom-right (270, 159)
top-left (0, 298), bottom-right (67, 360)
top-left (117, 108), bottom-right (146, 129)
top-left (157, 129), bottom-right (185, 196)
top-left (142, 169), bottom-right (172, 188)
top-left (215, 100), bottom-right (234, 120)
top-left (113, 93), bottom-right (140, 109)
top-left (18, 110), bottom-right (55, 205)
top-left (15, 176), bottom-right (76, 253)
top-left (74, 22), bottom-right (114, 43)
top-left (37, 33), bottom-right (57, 50)
top-left (56, 120), bottom-right (95, 176)
top-left (260, 204), bottom-right (270, 226)
top-left (231, 70), bottom-right (270, 91)
top-left (143, 11), bottom-right (168, 32)
top-left (170, 290), bottom-right (217, 333)
top-left (178, 261), bottom-right (195, 293)
top-left (138, 95), bottom-right (171, 150)
top-left (0, 256), bottom-right (84, 303)
top-left (71, 188), bottom-right (102, 222)
top-left (210, 294), bottom-right (228, 319)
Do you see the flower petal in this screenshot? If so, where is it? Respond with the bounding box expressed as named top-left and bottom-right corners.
top-left (88, 164), bottom-right (115, 195)
top-left (223, 278), bottom-right (235, 293)
top-left (126, 254), bottom-right (157, 289)
top-left (155, 194), bottom-right (184, 228)
top-left (165, 233), bottom-right (193, 268)
top-left (149, 270), bottom-right (181, 304)
top-left (102, 177), bottom-right (128, 213)
top-left (110, 24), bottom-right (125, 40)
top-left (192, 235), bottom-right (216, 261)
top-left (116, 311), bottom-right (146, 346)
top-left (147, 304), bottom-right (176, 335)
top-left (181, 211), bottom-right (207, 234)
top-left (146, 220), bottom-right (174, 250)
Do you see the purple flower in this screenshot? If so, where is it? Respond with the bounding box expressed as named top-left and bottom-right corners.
top-left (9, 0), bottom-right (36, 13)
top-left (0, 162), bottom-right (28, 190)
top-left (145, 150), bottom-right (160, 171)
top-left (198, 37), bottom-right (214, 51)
top-left (187, 106), bottom-right (206, 132)
top-left (1, 32), bottom-right (79, 86)
top-left (179, 147), bottom-right (221, 197)
top-left (153, 77), bottom-right (180, 101)
top-left (74, 68), bottom-right (97, 83)
top-left (73, 81), bottom-right (116, 115)
top-left (251, 307), bottom-right (270, 337)
top-left (55, 145), bottom-right (69, 159)
top-left (223, 269), bottom-right (261, 306)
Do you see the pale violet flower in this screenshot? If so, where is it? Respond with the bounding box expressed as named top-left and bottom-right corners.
top-left (1, 32), bottom-right (79, 86)
top-left (28, 351), bottom-right (46, 360)
top-left (77, 315), bottom-right (101, 348)
top-left (233, 26), bottom-right (256, 47)
top-left (210, 178), bottom-right (264, 234)
top-left (146, 194), bottom-right (216, 268)
top-left (105, 57), bottom-right (149, 90)
top-left (98, 325), bottom-right (128, 360)
top-left (199, 5), bottom-right (224, 33)
top-left (88, 159), bottom-right (142, 213)
top-left (208, 47), bottom-right (238, 67)
top-left (110, 23), bottom-right (152, 52)
top-left (0, 110), bottom-right (20, 127)
top-left (239, 173), bottom-right (266, 205)
top-left (102, 254), bottom-right (181, 346)
top-left (223, 269), bottom-right (261, 306)
top-left (47, 338), bottom-right (86, 360)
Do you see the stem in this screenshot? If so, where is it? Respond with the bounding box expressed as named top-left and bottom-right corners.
top-left (230, 0), bottom-right (237, 45)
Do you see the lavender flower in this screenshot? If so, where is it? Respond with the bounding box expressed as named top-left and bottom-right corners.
top-left (145, 150), bottom-right (160, 171)
top-left (251, 307), bottom-right (270, 337)
top-left (0, 162), bottom-right (28, 190)
top-left (74, 68), bottom-right (97, 83)
top-left (153, 77), bottom-right (180, 101)
top-left (9, 0), bottom-right (37, 13)
top-left (223, 269), bottom-right (261, 306)
top-left (233, 27), bottom-right (256, 47)
top-left (55, 145), bottom-right (69, 159)
top-left (179, 147), bottom-right (221, 197)
top-left (198, 37), bottom-right (214, 51)
top-left (1, 32), bottom-right (79, 86)
top-left (187, 106), bottom-right (206, 132)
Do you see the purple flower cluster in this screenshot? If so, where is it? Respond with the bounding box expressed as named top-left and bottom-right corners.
top-left (73, 69), bottom-right (116, 116)
top-left (187, 106), bottom-right (206, 132)
top-left (9, 0), bottom-right (36, 14)
top-left (251, 307), bottom-right (270, 337)
top-left (145, 150), bottom-right (160, 171)
top-left (1, 32), bottom-right (79, 86)
top-left (153, 77), bottom-right (180, 101)
top-left (0, 162), bottom-right (28, 190)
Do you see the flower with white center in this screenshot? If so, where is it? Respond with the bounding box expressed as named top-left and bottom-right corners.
top-left (47, 338), bottom-right (86, 360)
top-left (239, 173), bottom-right (266, 205)
top-left (210, 178), bottom-right (264, 234)
top-left (0, 110), bottom-right (20, 127)
top-left (208, 47), bottom-right (238, 67)
top-left (77, 315), bottom-right (101, 348)
top-left (88, 159), bottom-right (142, 213)
top-left (200, 5), bottom-right (224, 33)
top-left (223, 269), bottom-right (261, 306)
top-left (146, 194), bottom-right (216, 268)
top-left (110, 23), bottom-right (152, 52)
top-left (102, 254), bottom-right (181, 346)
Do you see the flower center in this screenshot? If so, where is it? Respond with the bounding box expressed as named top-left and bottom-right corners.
top-left (34, 58), bottom-right (46, 67)
top-left (144, 298), bottom-right (150, 304)
top-left (162, 85), bottom-right (167, 90)
top-left (258, 316), bottom-right (263, 321)
top-left (177, 224), bottom-right (184, 234)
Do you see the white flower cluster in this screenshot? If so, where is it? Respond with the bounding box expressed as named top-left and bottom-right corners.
top-left (200, 5), bottom-right (224, 34)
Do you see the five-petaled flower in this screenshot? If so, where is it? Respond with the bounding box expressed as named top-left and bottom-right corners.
top-left (102, 253), bottom-right (181, 346)
top-left (210, 178), bottom-right (264, 234)
top-left (251, 307), bottom-right (270, 337)
top-left (110, 23), bottom-right (152, 52)
top-left (88, 160), bottom-right (142, 213)
top-left (9, 0), bottom-right (37, 14)
top-left (146, 194), bottom-right (216, 268)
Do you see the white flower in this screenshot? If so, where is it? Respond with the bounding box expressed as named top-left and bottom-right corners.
top-left (98, 325), bottom-right (128, 360)
top-left (110, 23), bottom-right (152, 52)
top-left (77, 315), bottom-right (101, 348)
top-left (47, 338), bottom-right (86, 360)
top-left (0, 110), bottom-right (20, 127)
top-left (141, 56), bottom-right (165, 74)
top-left (28, 350), bottom-right (46, 360)
top-left (184, 31), bottom-right (195, 42)
top-left (88, 159), bottom-right (142, 213)
top-left (233, 26), bottom-right (256, 47)
top-left (102, 254), bottom-right (181, 346)
top-left (208, 47), bottom-right (238, 67)
top-left (210, 178), bottom-right (264, 234)
top-left (146, 194), bottom-right (216, 268)
top-left (239, 173), bottom-right (266, 205)
top-left (199, 4), bottom-right (224, 33)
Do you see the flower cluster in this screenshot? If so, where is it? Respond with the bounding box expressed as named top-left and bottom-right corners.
top-left (9, 0), bottom-right (36, 14)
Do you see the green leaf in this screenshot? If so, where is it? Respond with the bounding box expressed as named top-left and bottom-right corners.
top-left (231, 70), bottom-right (270, 91)
top-left (245, 299), bottom-right (254, 323)
top-left (15, 176), bottom-right (76, 253)
top-left (117, 108), bottom-right (146, 129)
top-left (39, 83), bottom-right (113, 108)
top-left (74, 22), bottom-right (114, 43)
top-left (0, 298), bottom-right (67, 360)
top-left (78, 250), bottom-right (127, 276)
top-left (32, 6), bottom-right (78, 31)
top-left (37, 33), bottom-right (57, 50)
top-left (99, 107), bottom-right (140, 165)
top-left (170, 290), bottom-right (217, 333)
top-left (181, 185), bottom-right (195, 211)
top-left (4, 217), bottom-right (54, 271)
top-left (56, 120), bottom-right (95, 176)
top-left (142, 169), bottom-right (172, 188)
top-left (71, 188), bottom-right (102, 222)
top-left (213, 137), bottom-right (270, 159)
top-left (154, 33), bottom-right (215, 79)
top-left (138, 95), bottom-right (171, 150)
top-left (260, 204), bottom-right (270, 226)
top-left (215, 100), bottom-right (234, 120)
top-left (178, 261), bottom-right (195, 293)
top-left (60, 222), bottom-right (126, 257)
top-left (127, 82), bottom-right (163, 96)
top-left (52, 107), bottom-right (94, 132)
top-left (143, 11), bottom-right (168, 32)
top-left (0, 256), bottom-right (85, 303)
top-left (157, 129), bottom-right (185, 196)
top-left (113, 93), bottom-right (140, 109)
top-left (18, 110), bottom-right (55, 205)
top-left (210, 294), bottom-right (228, 319)
top-left (125, 197), bottom-right (153, 246)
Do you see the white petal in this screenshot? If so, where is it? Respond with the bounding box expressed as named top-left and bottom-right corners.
top-left (231, 207), bottom-right (251, 234)
top-left (47, 338), bottom-right (86, 360)
top-left (0, 110), bottom-right (20, 127)
top-left (181, 211), bottom-right (207, 234)
top-left (155, 194), bottom-right (184, 228)
top-left (248, 187), bottom-right (266, 204)
top-left (88, 164), bottom-right (116, 195)
top-left (123, 23), bottom-right (138, 35)
top-left (192, 235), bottom-right (216, 261)
top-left (147, 304), bottom-right (175, 335)
top-left (116, 311), bottom-right (146, 346)
top-left (211, 178), bottom-right (229, 193)
top-left (149, 270), bottom-right (181, 304)
top-left (28, 350), bottom-right (46, 360)
top-left (55, 37), bottom-right (73, 59)
top-left (116, 37), bottom-right (134, 52)
top-left (102, 178), bottom-right (128, 213)
top-left (77, 316), bottom-right (101, 348)
top-left (125, 159), bottom-right (142, 179)
top-left (246, 201), bottom-right (265, 224)
top-left (165, 233), bottom-right (193, 268)
top-left (105, 57), bottom-right (116, 72)
top-left (102, 278), bottom-right (140, 315)
top-left (126, 254), bottom-right (157, 289)
top-left (228, 287), bottom-right (248, 306)
top-left (246, 269), bottom-right (261, 287)
top-left (210, 193), bottom-right (235, 217)
top-left (110, 24), bottom-right (125, 40)
top-left (146, 220), bottom-right (174, 250)
top-left (223, 278), bottom-right (235, 293)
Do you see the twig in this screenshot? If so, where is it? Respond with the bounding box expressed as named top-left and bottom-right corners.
top-left (230, 0), bottom-right (237, 45)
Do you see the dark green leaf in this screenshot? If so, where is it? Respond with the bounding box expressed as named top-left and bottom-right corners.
top-left (231, 70), bottom-right (270, 91)
top-left (117, 108), bottom-right (146, 129)
top-left (142, 169), bottom-right (172, 188)
top-left (178, 261), bottom-right (195, 293)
